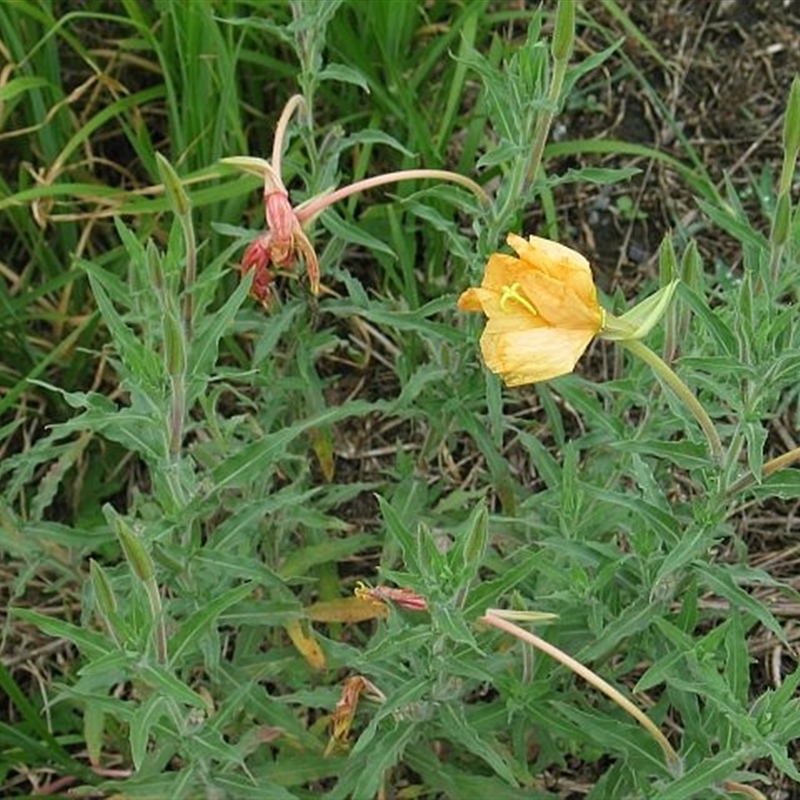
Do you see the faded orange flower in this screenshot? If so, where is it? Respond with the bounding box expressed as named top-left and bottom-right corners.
top-left (225, 95), bottom-right (487, 308)
top-left (458, 233), bottom-right (605, 386)
top-left (354, 581), bottom-right (428, 611)
top-left (325, 675), bottom-right (386, 756)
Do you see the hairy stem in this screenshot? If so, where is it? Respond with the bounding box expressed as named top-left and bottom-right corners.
top-left (726, 444), bottom-right (800, 499)
top-left (481, 610), bottom-right (680, 770)
top-left (622, 338), bottom-right (723, 463)
top-left (272, 94), bottom-right (307, 181)
top-left (295, 169), bottom-right (488, 223)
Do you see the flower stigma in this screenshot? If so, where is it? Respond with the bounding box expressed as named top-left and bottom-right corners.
top-left (499, 283), bottom-right (539, 317)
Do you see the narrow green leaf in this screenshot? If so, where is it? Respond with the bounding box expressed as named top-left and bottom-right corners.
top-left (695, 562), bottom-right (788, 646)
top-left (0, 721), bottom-right (94, 780)
top-left (554, 703), bottom-right (668, 776)
top-left (129, 693), bottom-right (169, 772)
top-left (80, 258), bottom-right (165, 387)
top-left (725, 611), bottom-right (750, 707)
top-left (377, 494), bottom-right (420, 572)
top-left (454, 502), bottom-right (489, 583)
top-left (12, 609), bottom-right (111, 658)
top-left (465, 549), bottom-right (541, 617)
top-left (206, 400), bottom-right (383, 496)
top-left (169, 583), bottom-right (255, 667)
top-left (440, 703), bottom-right (518, 784)
top-left (652, 751), bottom-right (743, 800)
top-left (138, 663), bottom-right (212, 710)
top-left (317, 62), bottom-right (370, 91)
top-left (155, 152), bottom-right (191, 217)
top-left (432, 605), bottom-right (480, 650)
top-left (348, 722), bottom-right (419, 799)
top-left (319, 208), bottom-right (397, 258)
top-left (278, 534), bottom-right (376, 579)
top-left (83, 703), bottom-right (105, 768)
top-left (188, 272), bottom-right (252, 390)
top-left (653, 520), bottom-right (716, 588)
top-left (578, 601), bottom-right (662, 662)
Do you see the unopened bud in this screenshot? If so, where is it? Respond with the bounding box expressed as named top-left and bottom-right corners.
top-left (105, 504), bottom-right (154, 582)
top-left (783, 77), bottom-right (800, 167)
top-left (551, 0), bottom-right (576, 63)
top-left (156, 153), bottom-right (190, 218)
top-left (771, 192), bottom-right (791, 249)
top-left (90, 558), bottom-right (117, 618)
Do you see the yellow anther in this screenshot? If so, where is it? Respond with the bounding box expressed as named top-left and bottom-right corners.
top-left (599, 307), bottom-right (607, 330)
top-left (499, 283), bottom-right (539, 317)
top-left (354, 581), bottom-right (371, 600)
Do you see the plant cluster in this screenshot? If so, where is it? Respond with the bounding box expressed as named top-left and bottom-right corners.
top-left (1, 2), bottom-right (799, 798)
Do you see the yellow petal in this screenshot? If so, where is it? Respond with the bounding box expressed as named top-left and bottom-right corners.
top-left (480, 324), bottom-right (596, 385)
top-left (479, 253), bottom-right (528, 293)
top-left (305, 596), bottom-right (389, 623)
top-left (515, 270), bottom-right (601, 329)
top-left (457, 286), bottom-right (488, 312)
top-left (458, 254), bottom-right (530, 313)
top-left (460, 286), bottom-right (543, 330)
top-left (508, 233), bottom-right (597, 304)
top-left (285, 619), bottom-right (326, 670)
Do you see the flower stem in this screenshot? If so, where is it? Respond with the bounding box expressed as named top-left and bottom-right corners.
top-left (725, 444), bottom-right (800, 499)
top-left (144, 574), bottom-right (168, 665)
top-left (294, 169), bottom-right (489, 223)
top-left (621, 338), bottom-right (723, 463)
top-left (272, 94), bottom-right (307, 182)
top-left (481, 610), bottom-right (680, 770)
top-left (525, 1), bottom-right (574, 187)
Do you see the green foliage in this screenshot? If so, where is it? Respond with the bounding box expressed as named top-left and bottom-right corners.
top-left (2, 1), bottom-right (799, 798)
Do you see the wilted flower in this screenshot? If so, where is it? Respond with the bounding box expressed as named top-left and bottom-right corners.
top-left (225, 95), bottom-right (487, 308)
top-left (237, 184), bottom-right (319, 306)
top-left (325, 675), bottom-right (386, 756)
top-left (354, 581), bottom-right (428, 611)
top-left (458, 233), bottom-right (605, 385)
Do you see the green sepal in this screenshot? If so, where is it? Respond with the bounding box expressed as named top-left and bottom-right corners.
top-left (601, 280), bottom-right (680, 342)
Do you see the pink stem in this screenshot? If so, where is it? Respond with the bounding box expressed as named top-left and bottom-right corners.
top-left (271, 95), bottom-right (307, 183)
top-left (480, 611), bottom-right (680, 768)
top-left (295, 169), bottom-right (488, 223)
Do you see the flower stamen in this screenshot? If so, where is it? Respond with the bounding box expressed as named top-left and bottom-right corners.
top-left (500, 283), bottom-right (539, 317)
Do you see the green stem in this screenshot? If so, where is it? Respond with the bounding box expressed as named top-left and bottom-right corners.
top-left (180, 211), bottom-right (196, 340)
top-left (622, 338), bottom-right (723, 463)
top-left (524, 41), bottom-right (570, 189)
top-left (493, 3), bottom-right (574, 230)
top-left (144, 575), bottom-right (168, 665)
top-left (481, 611), bottom-right (680, 770)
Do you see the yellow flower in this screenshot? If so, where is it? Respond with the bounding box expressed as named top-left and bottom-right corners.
top-left (458, 233), bottom-right (604, 386)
